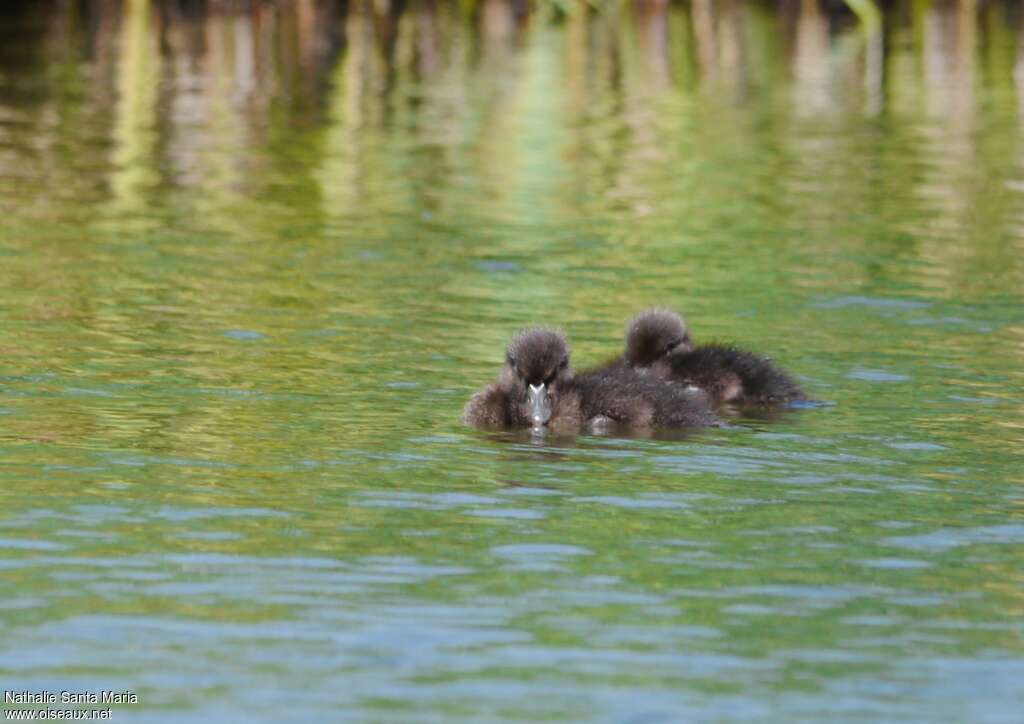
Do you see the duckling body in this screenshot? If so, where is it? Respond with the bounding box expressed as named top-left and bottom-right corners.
top-left (573, 366), bottom-right (719, 428)
top-left (623, 309), bottom-right (806, 406)
top-left (463, 328), bottom-right (719, 431)
top-left (652, 343), bottom-right (805, 405)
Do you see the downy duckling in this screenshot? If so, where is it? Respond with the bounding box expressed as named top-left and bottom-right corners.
top-left (623, 309), bottom-right (806, 405)
top-left (463, 328), bottom-right (581, 431)
top-left (463, 328), bottom-right (720, 431)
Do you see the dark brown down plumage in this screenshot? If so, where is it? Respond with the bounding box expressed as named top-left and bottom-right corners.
top-left (463, 328), bottom-right (719, 431)
top-left (622, 309), bottom-right (806, 405)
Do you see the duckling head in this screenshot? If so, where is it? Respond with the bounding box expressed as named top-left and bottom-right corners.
top-left (503, 328), bottom-right (572, 427)
top-left (624, 309), bottom-right (693, 368)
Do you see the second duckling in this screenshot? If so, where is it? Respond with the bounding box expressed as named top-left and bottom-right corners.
top-left (622, 309), bottom-right (806, 405)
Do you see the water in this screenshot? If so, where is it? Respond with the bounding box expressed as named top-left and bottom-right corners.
top-left (1, 1), bottom-right (1023, 721)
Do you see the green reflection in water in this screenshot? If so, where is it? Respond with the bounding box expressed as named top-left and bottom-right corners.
top-left (0, 0), bottom-right (1023, 720)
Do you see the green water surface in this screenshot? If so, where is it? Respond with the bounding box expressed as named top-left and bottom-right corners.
top-left (1, 1), bottom-right (1022, 721)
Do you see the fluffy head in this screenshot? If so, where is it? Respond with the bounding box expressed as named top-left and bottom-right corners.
top-left (505, 328), bottom-right (571, 386)
top-left (624, 309), bottom-right (693, 368)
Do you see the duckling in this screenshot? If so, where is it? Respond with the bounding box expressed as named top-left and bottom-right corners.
top-left (463, 328), bottom-right (582, 431)
top-left (623, 309), bottom-right (806, 405)
top-left (463, 328), bottom-right (720, 431)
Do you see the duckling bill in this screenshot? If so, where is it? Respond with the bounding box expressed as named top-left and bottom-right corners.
top-left (463, 328), bottom-right (719, 431)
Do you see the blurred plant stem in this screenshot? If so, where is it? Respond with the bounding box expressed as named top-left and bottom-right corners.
top-left (843, 0), bottom-right (882, 32)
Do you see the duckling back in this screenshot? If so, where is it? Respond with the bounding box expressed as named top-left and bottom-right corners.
top-left (666, 344), bottom-right (805, 405)
top-left (573, 367), bottom-right (719, 428)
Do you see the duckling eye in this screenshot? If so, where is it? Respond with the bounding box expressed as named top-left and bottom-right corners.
top-left (544, 371), bottom-right (557, 385)
top-left (558, 357), bottom-right (568, 370)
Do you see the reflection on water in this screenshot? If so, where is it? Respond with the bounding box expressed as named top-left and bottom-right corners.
top-left (1, 0), bottom-right (1023, 721)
